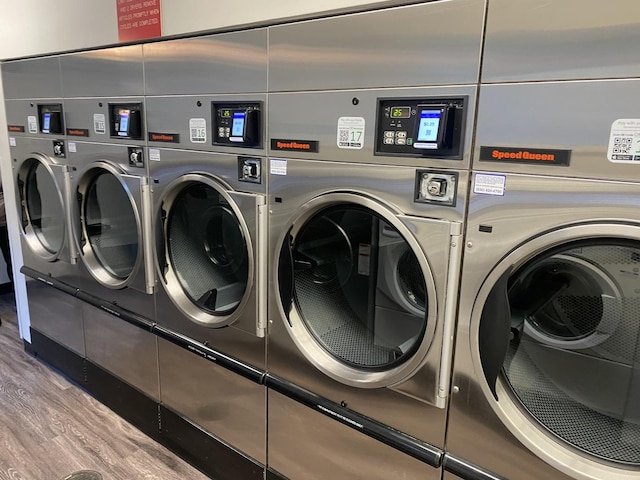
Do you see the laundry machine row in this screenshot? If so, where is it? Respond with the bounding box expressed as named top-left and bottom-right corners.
top-left (5, 2), bottom-right (640, 480)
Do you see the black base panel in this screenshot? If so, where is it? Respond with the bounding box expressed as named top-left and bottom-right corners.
top-left (159, 405), bottom-right (264, 480)
top-left (23, 339), bottom-right (35, 356)
top-left (85, 361), bottom-right (161, 442)
top-left (29, 328), bottom-right (86, 386)
top-left (266, 468), bottom-right (289, 480)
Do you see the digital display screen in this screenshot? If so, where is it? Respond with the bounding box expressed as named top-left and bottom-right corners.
top-left (417, 110), bottom-right (442, 143)
top-left (221, 109), bottom-right (232, 118)
top-left (43, 113), bottom-right (51, 133)
top-left (118, 110), bottom-right (130, 136)
top-left (232, 112), bottom-right (246, 137)
top-left (390, 106), bottom-right (411, 119)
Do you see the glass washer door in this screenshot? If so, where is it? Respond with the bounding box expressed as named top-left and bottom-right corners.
top-left (158, 174), bottom-right (253, 327)
top-left (279, 193), bottom-right (442, 389)
top-left (77, 163), bottom-right (142, 288)
top-left (476, 224), bottom-right (640, 478)
top-left (19, 155), bottom-right (66, 261)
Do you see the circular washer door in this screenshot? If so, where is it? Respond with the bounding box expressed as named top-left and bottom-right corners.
top-left (18, 155), bottom-right (66, 261)
top-left (278, 193), bottom-right (438, 389)
top-left (475, 225), bottom-right (640, 478)
top-left (159, 175), bottom-right (252, 327)
top-left (77, 165), bottom-right (141, 288)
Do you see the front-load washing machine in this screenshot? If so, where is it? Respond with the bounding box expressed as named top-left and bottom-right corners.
top-left (142, 27), bottom-right (270, 479)
top-left (149, 148), bottom-right (267, 475)
top-left (445, 81), bottom-right (640, 479)
top-left (265, 81), bottom-right (476, 479)
top-left (4, 91), bottom-right (85, 375)
top-left (66, 139), bottom-right (158, 404)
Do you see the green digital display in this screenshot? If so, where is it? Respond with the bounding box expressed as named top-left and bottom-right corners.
top-left (390, 106), bottom-right (411, 119)
top-left (221, 109), bottom-right (232, 118)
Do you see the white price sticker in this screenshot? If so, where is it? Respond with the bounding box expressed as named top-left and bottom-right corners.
top-left (270, 159), bottom-right (287, 176)
top-left (93, 113), bottom-right (106, 135)
top-left (27, 116), bottom-right (37, 134)
top-left (337, 116), bottom-right (365, 149)
top-left (9, 137), bottom-right (16, 147)
top-left (189, 118), bottom-right (207, 143)
top-left (149, 149), bottom-right (161, 162)
top-left (607, 119), bottom-right (640, 163)
top-left (474, 173), bottom-right (506, 196)
top-left (68, 142), bottom-right (77, 153)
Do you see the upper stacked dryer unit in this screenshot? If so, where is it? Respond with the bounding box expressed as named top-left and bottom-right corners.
top-left (59, 46), bottom-right (159, 416)
top-left (446, 2), bottom-right (640, 480)
top-left (265, 2), bottom-right (484, 479)
top-left (144, 29), bottom-right (268, 480)
top-left (3, 56), bottom-right (85, 375)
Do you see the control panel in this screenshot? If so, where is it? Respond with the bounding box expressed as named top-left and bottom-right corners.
top-left (109, 103), bottom-right (143, 140)
top-left (38, 104), bottom-right (64, 135)
top-left (375, 97), bottom-right (465, 159)
top-left (213, 102), bottom-right (261, 147)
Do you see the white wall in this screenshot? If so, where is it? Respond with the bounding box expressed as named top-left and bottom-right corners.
top-left (0, 0), bottom-right (118, 60)
top-left (0, 0), bottom-right (412, 60)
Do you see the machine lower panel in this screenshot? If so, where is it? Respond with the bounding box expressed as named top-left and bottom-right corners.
top-left (158, 338), bottom-right (266, 464)
top-left (27, 279), bottom-right (85, 356)
top-left (267, 389), bottom-right (441, 480)
top-left (159, 405), bottom-right (264, 480)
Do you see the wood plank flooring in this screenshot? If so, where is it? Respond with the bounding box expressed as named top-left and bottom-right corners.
top-left (0, 292), bottom-right (211, 480)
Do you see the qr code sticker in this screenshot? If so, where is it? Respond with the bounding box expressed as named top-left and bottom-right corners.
top-left (336, 117), bottom-right (365, 149)
top-left (612, 136), bottom-right (632, 155)
top-left (338, 129), bottom-right (349, 145)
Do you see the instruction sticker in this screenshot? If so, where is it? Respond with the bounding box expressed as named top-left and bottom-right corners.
top-left (149, 149), bottom-right (161, 162)
top-left (27, 116), bottom-right (37, 134)
top-left (270, 159), bottom-right (287, 176)
top-left (93, 113), bottom-right (106, 135)
top-left (474, 173), bottom-right (506, 196)
top-left (9, 137), bottom-right (16, 147)
top-left (189, 118), bottom-right (207, 143)
top-left (68, 142), bottom-right (77, 153)
top-left (337, 117), bottom-right (365, 149)
top-left (607, 119), bottom-right (640, 162)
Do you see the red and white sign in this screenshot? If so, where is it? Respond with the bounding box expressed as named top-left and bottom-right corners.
top-left (117, 0), bottom-right (162, 42)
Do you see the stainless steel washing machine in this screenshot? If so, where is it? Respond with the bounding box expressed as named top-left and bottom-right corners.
top-left (446, 3), bottom-right (640, 476)
top-left (142, 29), bottom-right (270, 478)
top-left (264, 2), bottom-right (484, 478)
top-left (3, 55), bottom-right (86, 359)
top-left (7, 120), bottom-right (85, 357)
top-left (149, 147), bottom-right (267, 468)
top-left (265, 85), bottom-right (475, 477)
top-left (64, 138), bottom-right (157, 399)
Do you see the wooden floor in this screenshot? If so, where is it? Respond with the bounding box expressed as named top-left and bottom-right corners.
top-left (0, 292), bottom-right (211, 480)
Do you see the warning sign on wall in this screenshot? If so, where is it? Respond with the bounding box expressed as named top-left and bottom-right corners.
top-left (117, 0), bottom-right (162, 42)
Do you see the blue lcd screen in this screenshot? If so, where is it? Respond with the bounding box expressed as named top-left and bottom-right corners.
top-left (232, 112), bottom-right (246, 137)
top-left (417, 110), bottom-right (442, 142)
top-left (118, 110), bottom-right (130, 136)
top-left (43, 113), bottom-right (51, 133)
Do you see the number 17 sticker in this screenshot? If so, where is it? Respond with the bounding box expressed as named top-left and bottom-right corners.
top-left (337, 117), bottom-right (365, 150)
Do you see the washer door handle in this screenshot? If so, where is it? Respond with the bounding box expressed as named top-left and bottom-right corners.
top-left (479, 266), bottom-right (513, 400)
